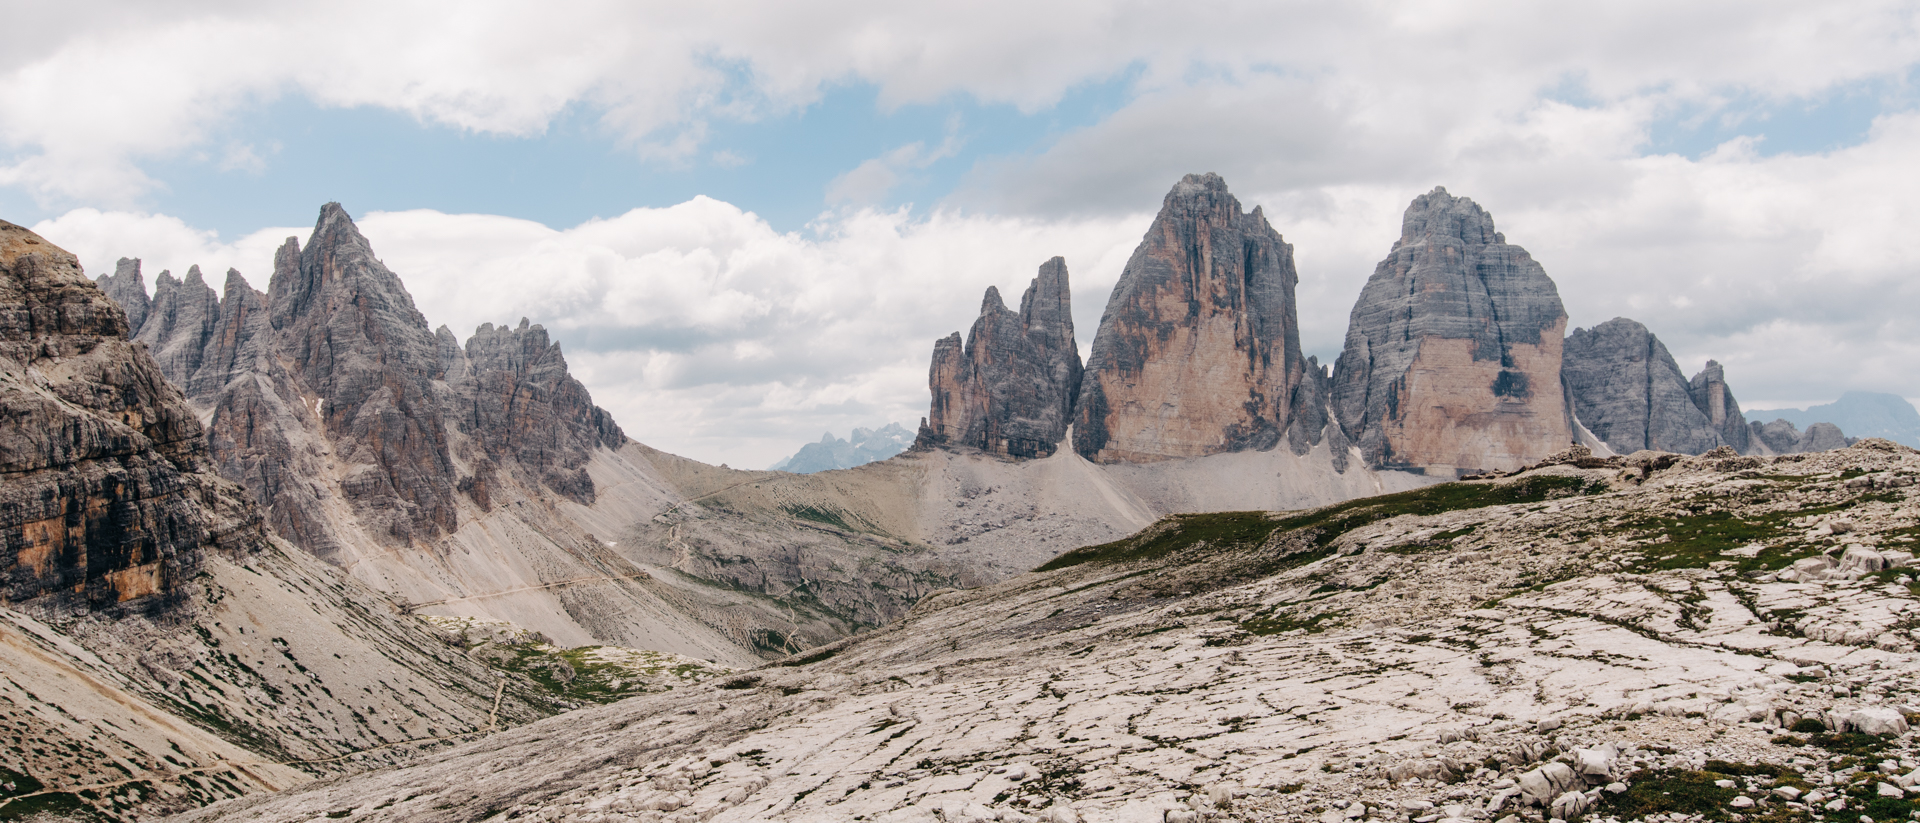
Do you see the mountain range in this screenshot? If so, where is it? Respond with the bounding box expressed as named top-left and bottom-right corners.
top-left (768, 423), bottom-right (915, 472)
top-left (0, 173), bottom-right (1906, 821)
top-left (1747, 391), bottom-right (1920, 449)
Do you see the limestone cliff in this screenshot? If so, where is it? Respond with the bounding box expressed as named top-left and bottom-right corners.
top-left (1562, 317), bottom-right (1724, 455)
top-left (1331, 187), bottom-right (1572, 476)
top-left (916, 257), bottom-right (1082, 458)
top-left (94, 257), bottom-right (149, 334)
top-left (0, 219), bottom-right (563, 820)
top-left (1073, 174), bottom-right (1309, 463)
top-left (1687, 360), bottom-right (1755, 453)
top-left (0, 222), bottom-right (227, 613)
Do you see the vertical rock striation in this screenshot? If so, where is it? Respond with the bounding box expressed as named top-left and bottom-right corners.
top-left (917, 257), bottom-right (1082, 458)
top-left (136, 265), bottom-right (221, 387)
top-left (95, 257), bottom-right (150, 335)
top-left (458, 318), bottom-right (626, 504)
top-left (1687, 360), bottom-right (1754, 454)
top-left (0, 221), bottom-right (258, 614)
top-left (1072, 174), bottom-right (1308, 463)
top-left (1562, 317), bottom-right (1724, 455)
top-left (1331, 187), bottom-right (1572, 475)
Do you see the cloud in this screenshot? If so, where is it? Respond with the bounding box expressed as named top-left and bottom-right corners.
top-left (8, 1), bottom-right (1914, 207)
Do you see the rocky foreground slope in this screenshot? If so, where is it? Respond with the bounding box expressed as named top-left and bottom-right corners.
top-left (176, 435), bottom-right (1920, 823)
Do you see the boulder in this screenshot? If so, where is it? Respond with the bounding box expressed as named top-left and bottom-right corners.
top-left (1848, 706), bottom-right (1910, 736)
top-left (1840, 545), bottom-right (1888, 574)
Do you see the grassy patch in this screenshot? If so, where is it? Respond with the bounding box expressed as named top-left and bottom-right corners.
top-left (1808, 731), bottom-right (1895, 757)
top-left (1595, 768), bottom-right (1742, 821)
top-left (1038, 474), bottom-right (1605, 573)
top-left (0, 792), bottom-right (101, 821)
top-left (782, 504), bottom-right (855, 531)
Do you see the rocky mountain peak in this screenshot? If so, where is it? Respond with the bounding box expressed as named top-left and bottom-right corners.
top-left (1397, 186), bottom-right (1505, 247)
top-left (1689, 359), bottom-right (1753, 453)
top-left (95, 256), bottom-right (150, 334)
top-left (916, 257), bottom-right (1082, 458)
top-left (1072, 174), bottom-right (1308, 463)
top-left (1331, 188), bottom-right (1571, 475)
top-left (1562, 317), bottom-right (1725, 455)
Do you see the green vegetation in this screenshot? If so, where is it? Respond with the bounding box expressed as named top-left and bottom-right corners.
top-left (1597, 762), bottom-right (1808, 822)
top-left (0, 791), bottom-right (102, 821)
top-left (1038, 474), bottom-right (1606, 573)
top-left (782, 504), bottom-right (855, 531)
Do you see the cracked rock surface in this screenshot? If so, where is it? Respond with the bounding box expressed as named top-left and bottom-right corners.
top-left (176, 439), bottom-right (1920, 823)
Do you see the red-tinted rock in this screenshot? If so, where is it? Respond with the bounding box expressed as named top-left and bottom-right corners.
top-left (1072, 174), bottom-right (1309, 463)
top-left (916, 257), bottom-right (1081, 458)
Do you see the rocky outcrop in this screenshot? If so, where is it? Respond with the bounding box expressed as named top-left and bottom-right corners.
top-left (1687, 360), bottom-right (1754, 453)
top-left (1331, 187), bottom-right (1572, 476)
top-left (1072, 174), bottom-right (1309, 463)
top-left (136, 265), bottom-right (221, 388)
top-left (1747, 392), bottom-right (1917, 449)
top-left (1751, 418), bottom-right (1852, 454)
top-left (95, 256), bottom-right (150, 334)
top-left (1562, 318), bottom-right (1723, 455)
top-left (917, 257), bottom-right (1082, 458)
top-left (0, 222), bottom-right (242, 614)
top-left (457, 318), bottom-right (626, 505)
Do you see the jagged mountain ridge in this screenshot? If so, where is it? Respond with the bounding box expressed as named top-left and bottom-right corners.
top-left (0, 219), bottom-right (575, 820)
top-left (96, 206), bottom-right (988, 666)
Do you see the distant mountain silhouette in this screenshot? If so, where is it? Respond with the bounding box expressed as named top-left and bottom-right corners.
top-left (771, 423), bottom-right (914, 472)
top-left (1746, 391), bottom-right (1920, 448)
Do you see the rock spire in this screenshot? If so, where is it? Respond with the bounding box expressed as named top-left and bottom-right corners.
top-left (916, 257), bottom-right (1082, 458)
top-left (1330, 187), bottom-right (1573, 476)
top-left (1072, 173), bottom-right (1309, 463)
top-left (1687, 360), bottom-right (1754, 453)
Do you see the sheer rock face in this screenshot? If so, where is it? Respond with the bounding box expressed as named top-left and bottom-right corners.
top-left (136, 265), bottom-right (222, 387)
top-left (1687, 360), bottom-right (1754, 454)
top-left (1331, 187), bottom-right (1571, 476)
top-left (103, 204), bottom-right (626, 561)
top-left (916, 257), bottom-right (1082, 459)
top-left (459, 319), bottom-right (626, 504)
top-left (268, 206), bottom-right (460, 545)
top-left (1562, 318), bottom-right (1724, 455)
top-left (0, 220), bottom-right (262, 614)
top-left (1072, 174), bottom-right (1307, 463)
top-left (95, 256), bottom-right (150, 334)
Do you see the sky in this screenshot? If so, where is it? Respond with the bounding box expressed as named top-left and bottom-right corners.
top-left (6, 1), bottom-right (1920, 468)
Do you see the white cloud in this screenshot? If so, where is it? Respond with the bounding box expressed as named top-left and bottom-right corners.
top-left (6, 1), bottom-right (1915, 205)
